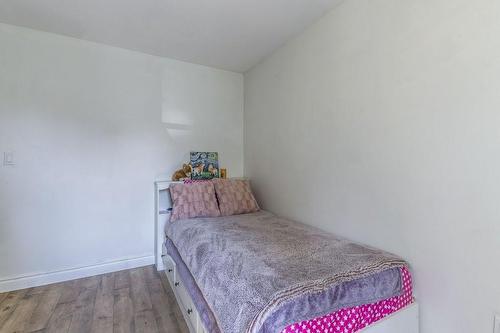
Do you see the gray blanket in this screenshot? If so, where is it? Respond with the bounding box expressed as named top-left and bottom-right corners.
top-left (165, 211), bottom-right (406, 333)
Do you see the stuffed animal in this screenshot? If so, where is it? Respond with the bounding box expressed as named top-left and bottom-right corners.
top-left (171, 163), bottom-right (192, 181)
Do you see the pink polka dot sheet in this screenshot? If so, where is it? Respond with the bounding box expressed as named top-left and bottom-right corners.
top-left (282, 267), bottom-right (413, 333)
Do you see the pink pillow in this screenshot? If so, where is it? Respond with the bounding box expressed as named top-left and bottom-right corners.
top-left (169, 182), bottom-right (220, 222)
top-left (213, 179), bottom-right (260, 216)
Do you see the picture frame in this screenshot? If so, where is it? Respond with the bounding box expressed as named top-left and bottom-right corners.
top-left (190, 152), bottom-right (219, 179)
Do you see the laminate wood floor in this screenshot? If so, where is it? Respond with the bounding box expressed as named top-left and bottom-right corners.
top-left (0, 266), bottom-right (189, 333)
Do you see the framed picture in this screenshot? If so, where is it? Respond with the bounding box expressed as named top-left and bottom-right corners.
top-left (190, 152), bottom-right (219, 179)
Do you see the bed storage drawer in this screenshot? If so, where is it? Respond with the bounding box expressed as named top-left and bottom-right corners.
top-left (162, 253), bottom-right (207, 333)
top-left (175, 279), bottom-right (198, 332)
top-left (162, 255), bottom-right (176, 285)
top-left (176, 280), bottom-right (194, 314)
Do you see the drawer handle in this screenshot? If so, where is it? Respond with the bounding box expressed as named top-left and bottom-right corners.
top-left (174, 282), bottom-right (179, 287)
top-left (187, 308), bottom-right (193, 315)
top-left (168, 269), bottom-right (173, 272)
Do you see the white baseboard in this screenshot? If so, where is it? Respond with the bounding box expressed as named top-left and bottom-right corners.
top-left (0, 255), bottom-right (155, 293)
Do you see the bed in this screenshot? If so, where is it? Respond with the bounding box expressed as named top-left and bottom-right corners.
top-left (154, 180), bottom-right (419, 333)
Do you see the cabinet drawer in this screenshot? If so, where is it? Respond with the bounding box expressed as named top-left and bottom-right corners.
top-left (162, 255), bottom-right (176, 285)
top-left (162, 254), bottom-right (206, 333)
top-left (175, 280), bottom-right (198, 332)
top-left (176, 280), bottom-right (193, 312)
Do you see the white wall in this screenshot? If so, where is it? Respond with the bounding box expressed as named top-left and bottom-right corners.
top-left (244, 0), bottom-right (500, 332)
top-left (0, 23), bottom-right (243, 287)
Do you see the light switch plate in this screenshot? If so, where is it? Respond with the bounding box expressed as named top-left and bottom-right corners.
top-left (494, 314), bottom-right (500, 333)
top-left (3, 152), bottom-right (14, 166)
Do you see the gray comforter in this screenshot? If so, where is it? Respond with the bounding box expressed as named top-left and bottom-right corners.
top-left (165, 211), bottom-right (406, 333)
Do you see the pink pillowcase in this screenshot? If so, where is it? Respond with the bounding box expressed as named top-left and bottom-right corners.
top-left (213, 179), bottom-right (260, 216)
top-left (169, 182), bottom-right (220, 222)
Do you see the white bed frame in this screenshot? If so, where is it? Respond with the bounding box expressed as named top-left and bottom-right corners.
top-left (154, 179), bottom-right (419, 333)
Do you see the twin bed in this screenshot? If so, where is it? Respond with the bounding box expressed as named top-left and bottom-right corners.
top-left (154, 179), bottom-right (419, 333)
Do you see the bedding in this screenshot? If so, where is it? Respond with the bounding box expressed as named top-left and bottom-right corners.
top-left (282, 267), bottom-right (413, 333)
top-left (165, 210), bottom-right (408, 333)
top-left (212, 178), bottom-right (260, 215)
top-left (165, 239), bottom-right (413, 333)
top-left (169, 182), bottom-right (220, 221)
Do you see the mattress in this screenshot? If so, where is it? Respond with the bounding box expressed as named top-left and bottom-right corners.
top-left (165, 211), bottom-right (410, 333)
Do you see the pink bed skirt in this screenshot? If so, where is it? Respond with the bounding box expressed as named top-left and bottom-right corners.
top-left (282, 267), bottom-right (413, 333)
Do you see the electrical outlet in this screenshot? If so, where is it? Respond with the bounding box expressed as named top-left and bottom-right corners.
top-left (494, 314), bottom-right (500, 333)
top-left (3, 152), bottom-right (14, 166)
